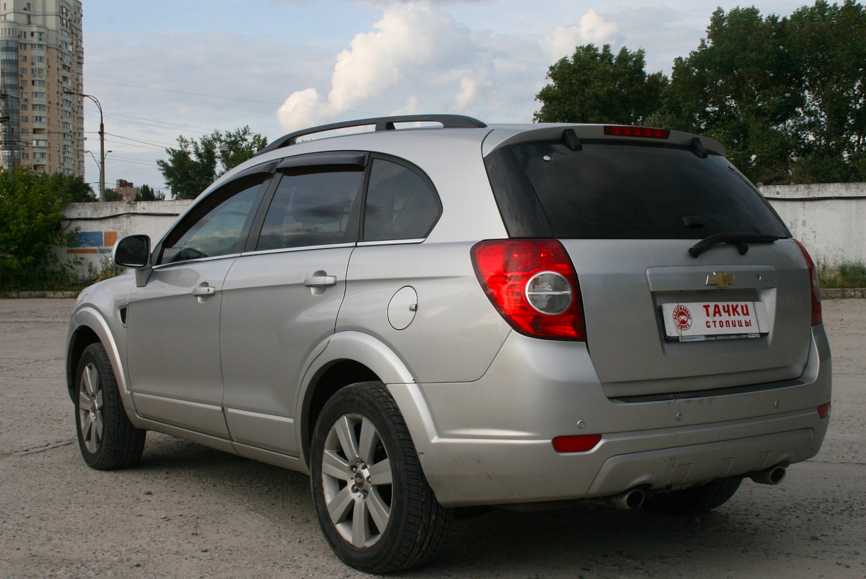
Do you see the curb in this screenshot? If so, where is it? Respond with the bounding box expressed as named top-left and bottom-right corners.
top-left (821, 288), bottom-right (866, 299)
top-left (1, 290), bottom-right (81, 299)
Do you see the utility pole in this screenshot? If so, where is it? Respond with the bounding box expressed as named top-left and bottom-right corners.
top-left (64, 89), bottom-right (105, 200)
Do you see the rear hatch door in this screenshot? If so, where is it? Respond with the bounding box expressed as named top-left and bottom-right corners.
top-left (488, 133), bottom-right (812, 399)
top-left (565, 239), bottom-right (811, 399)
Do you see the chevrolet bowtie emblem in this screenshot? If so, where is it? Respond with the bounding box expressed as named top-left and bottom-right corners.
top-left (706, 272), bottom-right (735, 288)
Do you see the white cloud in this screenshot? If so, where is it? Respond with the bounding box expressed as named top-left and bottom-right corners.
top-left (80, 0), bottom-right (815, 192)
top-left (276, 88), bottom-right (330, 134)
top-left (275, 3), bottom-right (627, 132)
top-left (83, 31), bottom-right (333, 189)
top-left (88, 32), bottom-right (330, 130)
top-left (539, 25), bottom-right (583, 63)
top-left (539, 8), bottom-right (619, 63)
top-left (278, 2), bottom-right (490, 131)
top-left (579, 8), bottom-right (619, 45)
top-left (452, 74), bottom-right (485, 111)
top-left (390, 96), bottom-right (422, 116)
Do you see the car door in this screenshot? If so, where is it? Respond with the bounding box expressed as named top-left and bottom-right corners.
top-left (219, 153), bottom-right (367, 456)
top-left (125, 167), bottom-right (272, 437)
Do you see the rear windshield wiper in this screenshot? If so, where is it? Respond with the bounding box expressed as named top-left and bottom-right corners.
top-left (689, 233), bottom-right (783, 258)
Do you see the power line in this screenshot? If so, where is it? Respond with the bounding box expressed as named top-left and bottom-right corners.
top-left (97, 136), bottom-right (167, 151)
top-left (104, 132), bottom-right (174, 149)
top-left (86, 79), bottom-right (383, 115)
top-left (80, 108), bottom-right (215, 134)
top-left (97, 111), bottom-right (217, 133)
top-left (88, 79), bottom-right (283, 105)
top-left (109, 153), bottom-right (160, 162)
top-left (103, 156), bottom-right (161, 168)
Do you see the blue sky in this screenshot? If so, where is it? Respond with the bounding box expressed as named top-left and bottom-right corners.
top-left (81, 0), bottom-right (815, 195)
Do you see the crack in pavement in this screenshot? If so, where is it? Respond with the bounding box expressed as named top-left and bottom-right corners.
top-left (3, 439), bottom-right (75, 457)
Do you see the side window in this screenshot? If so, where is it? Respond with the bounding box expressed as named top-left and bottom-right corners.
top-left (363, 159), bottom-right (440, 242)
top-left (257, 167), bottom-right (364, 251)
top-left (159, 173), bottom-right (266, 265)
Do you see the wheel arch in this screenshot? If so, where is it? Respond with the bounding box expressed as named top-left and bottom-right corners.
top-left (67, 325), bottom-right (100, 402)
top-left (298, 331), bottom-right (422, 467)
top-left (66, 307), bottom-right (132, 414)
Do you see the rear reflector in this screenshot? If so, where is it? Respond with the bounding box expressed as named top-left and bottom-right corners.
top-left (794, 240), bottom-right (823, 326)
top-left (552, 434), bottom-right (602, 453)
top-left (604, 125), bottom-right (670, 139)
top-left (817, 403), bottom-right (830, 419)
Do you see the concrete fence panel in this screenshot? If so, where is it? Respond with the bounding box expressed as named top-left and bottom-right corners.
top-left (57, 200), bottom-right (193, 278)
top-left (762, 183), bottom-right (866, 266)
top-left (55, 183), bottom-right (865, 280)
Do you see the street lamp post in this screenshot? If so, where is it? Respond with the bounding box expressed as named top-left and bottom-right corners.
top-left (64, 89), bottom-right (105, 201)
top-left (86, 149), bottom-right (112, 197)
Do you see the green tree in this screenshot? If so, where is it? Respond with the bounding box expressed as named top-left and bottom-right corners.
top-left (534, 44), bottom-right (668, 125)
top-left (156, 134), bottom-right (219, 200)
top-left (156, 127), bottom-right (267, 200)
top-left (219, 126), bottom-right (269, 172)
top-left (136, 184), bottom-right (165, 202)
top-left (103, 188), bottom-right (122, 202)
top-left (533, 1), bottom-right (866, 185)
top-left (786, 0), bottom-right (866, 182)
top-left (0, 168), bottom-right (78, 290)
top-left (662, 1), bottom-right (866, 185)
top-left (62, 175), bottom-right (97, 203)
top-left (663, 7), bottom-right (801, 185)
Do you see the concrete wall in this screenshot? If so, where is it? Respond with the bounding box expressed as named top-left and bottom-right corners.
top-left (55, 182), bottom-right (865, 279)
top-left (762, 183), bottom-right (866, 266)
top-left (58, 200), bottom-right (192, 279)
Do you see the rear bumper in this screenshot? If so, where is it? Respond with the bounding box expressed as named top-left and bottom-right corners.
top-left (389, 326), bottom-right (831, 507)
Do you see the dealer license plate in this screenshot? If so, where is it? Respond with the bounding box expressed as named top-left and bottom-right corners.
top-left (661, 301), bottom-right (769, 342)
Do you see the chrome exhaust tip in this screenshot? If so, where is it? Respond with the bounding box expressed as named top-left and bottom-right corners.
top-left (610, 488), bottom-right (646, 510)
top-left (750, 466), bottom-right (787, 486)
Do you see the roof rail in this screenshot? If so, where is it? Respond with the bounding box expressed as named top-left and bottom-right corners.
top-left (256, 114), bottom-right (487, 156)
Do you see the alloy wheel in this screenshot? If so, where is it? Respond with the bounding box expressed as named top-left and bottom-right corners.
top-left (78, 362), bottom-right (104, 454)
top-left (320, 413), bottom-right (393, 548)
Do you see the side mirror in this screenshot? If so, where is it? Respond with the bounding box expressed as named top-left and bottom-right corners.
top-left (113, 234), bottom-right (151, 269)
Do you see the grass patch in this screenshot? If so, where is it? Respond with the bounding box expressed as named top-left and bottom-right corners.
top-left (0, 278), bottom-right (90, 296)
top-left (818, 261), bottom-right (866, 288)
top-left (1, 255), bottom-right (125, 295)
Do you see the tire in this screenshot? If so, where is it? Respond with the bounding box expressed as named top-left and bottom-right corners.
top-left (74, 343), bottom-right (146, 470)
top-left (310, 382), bottom-right (452, 573)
top-left (643, 477), bottom-right (742, 516)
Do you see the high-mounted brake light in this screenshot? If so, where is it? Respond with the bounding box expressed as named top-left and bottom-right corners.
top-left (794, 240), bottom-right (823, 326)
top-left (471, 239), bottom-right (586, 340)
top-left (604, 125), bottom-right (670, 139)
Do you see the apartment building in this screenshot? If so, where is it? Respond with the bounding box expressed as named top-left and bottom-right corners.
top-left (0, 0), bottom-right (83, 176)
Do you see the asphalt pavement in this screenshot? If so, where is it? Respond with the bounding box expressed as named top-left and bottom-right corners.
top-left (0, 298), bottom-right (863, 578)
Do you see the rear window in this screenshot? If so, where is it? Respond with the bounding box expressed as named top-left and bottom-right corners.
top-left (486, 141), bottom-right (789, 239)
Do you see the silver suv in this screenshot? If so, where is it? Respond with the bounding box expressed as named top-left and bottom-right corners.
top-left (66, 115), bottom-right (832, 573)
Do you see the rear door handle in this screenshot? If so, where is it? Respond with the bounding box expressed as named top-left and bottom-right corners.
top-left (192, 285), bottom-right (217, 296)
top-left (303, 275), bottom-right (337, 288)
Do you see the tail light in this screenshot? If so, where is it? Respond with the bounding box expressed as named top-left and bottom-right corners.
top-left (471, 239), bottom-right (586, 340)
top-left (794, 240), bottom-right (822, 326)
